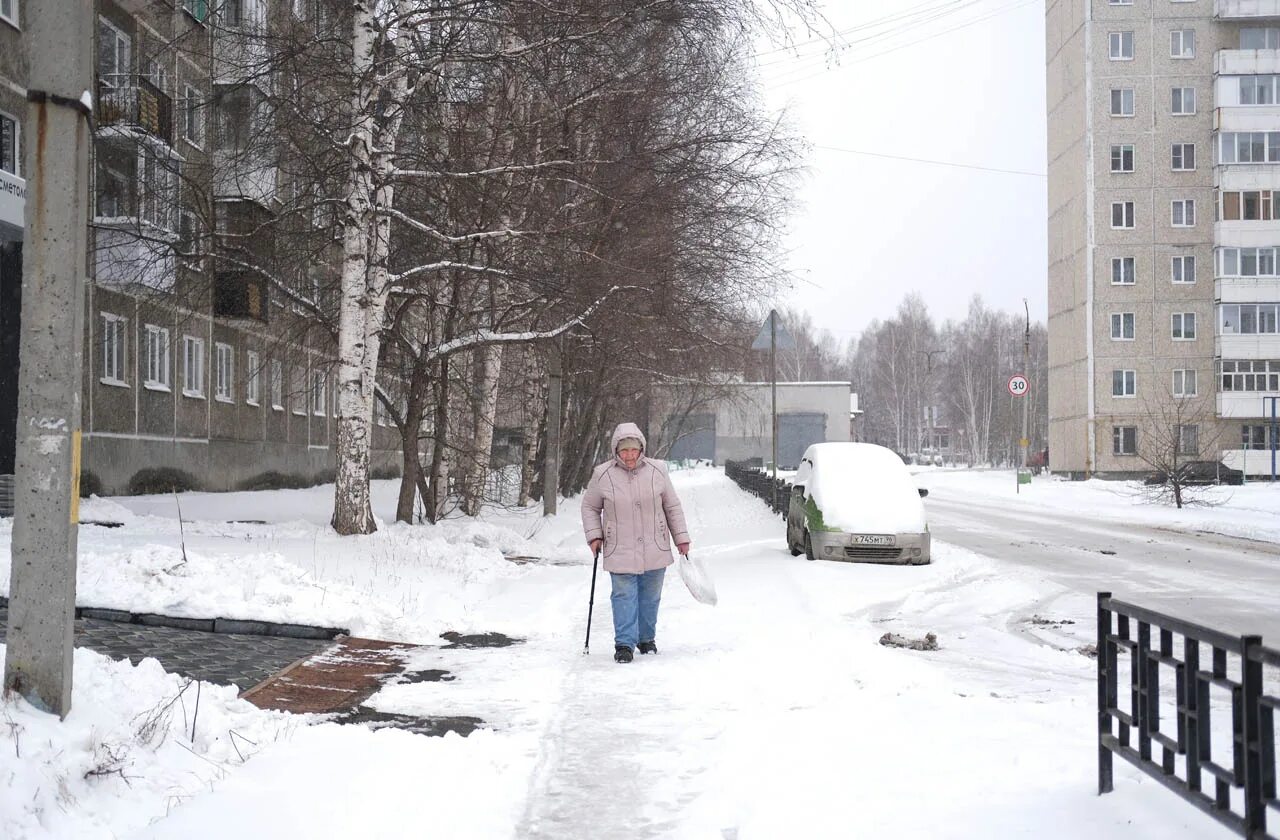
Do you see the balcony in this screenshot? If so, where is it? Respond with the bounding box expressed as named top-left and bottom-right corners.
top-left (1217, 0), bottom-right (1280, 19)
top-left (1218, 391), bottom-right (1279, 417)
top-left (1216, 332), bottom-right (1280, 357)
top-left (1222, 449), bottom-right (1280, 476)
top-left (1217, 277), bottom-right (1280, 302)
top-left (96, 75), bottom-right (173, 146)
top-left (1213, 220), bottom-right (1280, 247)
top-left (214, 270), bottom-right (268, 322)
top-left (1217, 49), bottom-right (1280, 75)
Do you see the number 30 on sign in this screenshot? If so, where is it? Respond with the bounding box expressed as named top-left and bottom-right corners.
top-left (1008, 374), bottom-right (1029, 396)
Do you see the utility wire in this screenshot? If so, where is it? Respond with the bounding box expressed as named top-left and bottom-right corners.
top-left (813, 144), bottom-right (1046, 178)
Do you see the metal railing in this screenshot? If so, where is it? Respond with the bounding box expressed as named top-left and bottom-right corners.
top-left (724, 459), bottom-right (789, 518)
top-left (1098, 592), bottom-right (1278, 838)
top-left (0, 473), bottom-right (12, 518)
top-left (97, 74), bottom-right (173, 145)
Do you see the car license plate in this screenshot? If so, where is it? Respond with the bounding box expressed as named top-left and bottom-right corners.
top-left (853, 535), bottom-right (894, 546)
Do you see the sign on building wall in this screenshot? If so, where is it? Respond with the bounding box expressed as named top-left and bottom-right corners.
top-left (0, 169), bottom-right (24, 241)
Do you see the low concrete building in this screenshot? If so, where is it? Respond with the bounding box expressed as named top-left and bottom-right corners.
top-left (649, 381), bottom-right (852, 468)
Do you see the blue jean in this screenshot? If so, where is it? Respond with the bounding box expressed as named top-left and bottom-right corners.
top-left (609, 568), bottom-right (666, 649)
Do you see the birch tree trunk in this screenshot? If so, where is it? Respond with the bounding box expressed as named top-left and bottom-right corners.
top-left (462, 343), bottom-right (503, 515)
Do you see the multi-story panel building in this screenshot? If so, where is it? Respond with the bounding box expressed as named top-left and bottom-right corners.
top-left (0, 0), bottom-right (401, 499)
top-left (1048, 0), bottom-right (1280, 478)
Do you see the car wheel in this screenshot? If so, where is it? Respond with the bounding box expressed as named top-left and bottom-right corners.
top-left (804, 530), bottom-right (815, 562)
top-left (789, 541), bottom-right (802, 557)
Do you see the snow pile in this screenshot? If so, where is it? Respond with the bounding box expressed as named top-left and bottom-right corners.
top-left (798, 442), bottom-right (926, 532)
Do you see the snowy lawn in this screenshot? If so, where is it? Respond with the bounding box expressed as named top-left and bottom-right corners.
top-left (1, 467), bottom-right (1275, 838)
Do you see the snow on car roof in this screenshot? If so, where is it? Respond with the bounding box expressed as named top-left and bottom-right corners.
top-left (796, 442), bottom-right (926, 534)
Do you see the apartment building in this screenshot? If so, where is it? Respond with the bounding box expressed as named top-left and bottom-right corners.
top-left (0, 0), bottom-right (401, 498)
top-left (1048, 0), bottom-right (1280, 478)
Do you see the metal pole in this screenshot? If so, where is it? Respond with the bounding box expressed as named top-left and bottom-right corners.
top-left (3, 1), bottom-right (94, 717)
top-left (583, 549), bottom-right (600, 654)
top-left (770, 310), bottom-right (778, 499)
top-left (1269, 396), bottom-right (1277, 483)
top-left (1019, 300), bottom-right (1030, 493)
top-left (542, 341), bottom-right (562, 516)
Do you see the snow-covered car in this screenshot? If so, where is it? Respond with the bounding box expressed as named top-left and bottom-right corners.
top-left (785, 442), bottom-right (931, 565)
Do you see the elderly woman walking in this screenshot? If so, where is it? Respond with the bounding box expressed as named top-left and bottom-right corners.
top-left (581, 422), bottom-right (691, 663)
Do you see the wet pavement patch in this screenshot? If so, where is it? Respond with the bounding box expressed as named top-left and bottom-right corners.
top-left (439, 631), bottom-right (522, 649)
top-left (330, 707), bottom-right (483, 737)
top-left (396, 668), bottom-right (456, 684)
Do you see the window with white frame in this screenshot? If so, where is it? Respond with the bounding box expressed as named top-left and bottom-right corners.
top-left (1241, 28), bottom-right (1280, 50)
top-left (1172, 312), bottom-right (1197, 340)
top-left (1217, 247), bottom-right (1280, 277)
top-left (246, 350), bottom-right (260, 405)
top-left (292, 367), bottom-right (306, 415)
top-left (1242, 424), bottom-right (1280, 450)
top-left (1220, 303), bottom-right (1280, 335)
top-left (1172, 255), bottom-right (1195, 284)
top-left (101, 313), bottom-right (128, 385)
top-left (1111, 312), bottom-right (1135, 340)
top-left (98, 18), bottom-right (130, 85)
top-left (214, 342), bottom-right (233, 401)
top-left (0, 0), bottom-right (17, 28)
top-left (1170, 29), bottom-right (1195, 59)
top-left (182, 0), bottom-right (209, 23)
top-left (1113, 256), bottom-right (1136, 285)
top-left (1171, 143), bottom-right (1195, 171)
top-left (1111, 144), bottom-right (1134, 173)
top-left (144, 325), bottom-right (170, 389)
top-left (1172, 87), bottom-right (1195, 115)
top-left (1110, 88), bottom-right (1135, 117)
top-left (1218, 132), bottom-right (1280, 164)
top-left (270, 359), bottom-right (283, 409)
top-left (1221, 359), bottom-right (1280, 392)
top-left (1172, 199), bottom-right (1195, 227)
top-left (1219, 189), bottom-right (1280, 221)
top-left (311, 371), bottom-right (326, 416)
top-left (1240, 75), bottom-right (1280, 106)
top-left (1112, 201), bottom-right (1135, 229)
top-left (183, 335), bottom-right (204, 397)
top-left (1177, 424), bottom-right (1199, 456)
top-left (140, 146), bottom-right (178, 230)
top-left (0, 111), bottom-right (17, 176)
top-left (1173, 368), bottom-right (1198, 397)
top-left (1110, 31), bottom-right (1134, 60)
top-left (1113, 425), bottom-right (1137, 455)
top-left (1108, 0), bottom-right (1132, 4)
top-left (1112, 369), bottom-right (1137, 397)
top-left (183, 83), bottom-right (203, 147)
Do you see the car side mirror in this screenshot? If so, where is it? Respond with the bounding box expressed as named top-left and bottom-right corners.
top-left (917, 488), bottom-right (929, 498)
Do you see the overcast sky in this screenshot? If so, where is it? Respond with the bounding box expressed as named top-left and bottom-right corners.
top-left (757, 0), bottom-right (1048, 344)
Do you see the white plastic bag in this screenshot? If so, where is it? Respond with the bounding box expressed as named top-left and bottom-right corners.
top-left (677, 553), bottom-right (718, 606)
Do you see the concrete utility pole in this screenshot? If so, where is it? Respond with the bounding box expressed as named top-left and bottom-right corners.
top-left (542, 342), bottom-right (562, 516)
top-left (1020, 299), bottom-right (1031, 476)
top-left (3, 3), bottom-right (94, 717)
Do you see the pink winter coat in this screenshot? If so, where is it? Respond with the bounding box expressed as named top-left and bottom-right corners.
top-left (581, 422), bottom-right (691, 574)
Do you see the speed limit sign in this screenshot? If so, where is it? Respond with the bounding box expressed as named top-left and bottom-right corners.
top-left (1008, 374), bottom-right (1029, 397)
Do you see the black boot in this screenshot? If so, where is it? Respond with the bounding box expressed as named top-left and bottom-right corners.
top-left (637, 641), bottom-right (658, 655)
top-left (614, 645), bottom-right (633, 663)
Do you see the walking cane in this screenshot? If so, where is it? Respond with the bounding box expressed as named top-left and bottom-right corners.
top-left (583, 547), bottom-right (601, 654)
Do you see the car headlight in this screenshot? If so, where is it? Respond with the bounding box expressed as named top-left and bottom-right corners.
top-left (824, 545), bottom-right (833, 554)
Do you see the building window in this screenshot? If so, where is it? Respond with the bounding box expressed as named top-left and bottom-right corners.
top-left (0, 111), bottom-right (17, 176)
top-left (1173, 368), bottom-right (1197, 397)
top-left (311, 371), bottom-right (327, 416)
top-left (214, 342), bottom-right (234, 402)
top-left (1171, 143), bottom-right (1195, 171)
top-left (1171, 199), bottom-right (1195, 227)
top-left (1111, 312), bottom-right (1135, 340)
top-left (1177, 425), bottom-right (1199, 456)
top-left (1220, 304), bottom-right (1280, 335)
top-left (1172, 312), bottom-right (1197, 340)
top-left (1217, 247), bottom-right (1280, 277)
top-left (1241, 28), bottom-right (1280, 50)
top-left (1171, 87), bottom-right (1195, 115)
top-left (1110, 31), bottom-right (1134, 60)
top-left (98, 18), bottom-right (130, 84)
top-left (183, 83), bottom-right (203, 147)
top-left (1217, 132), bottom-right (1280, 164)
top-left (1219, 189), bottom-right (1280, 221)
top-left (1112, 256), bottom-right (1136, 285)
top-left (1240, 75), bottom-right (1280, 106)
top-left (101, 313), bottom-right (128, 386)
top-left (1109, 0), bottom-right (1132, 4)
top-left (182, 0), bottom-right (209, 23)
top-left (183, 335), bottom-right (205, 397)
top-left (1221, 359), bottom-right (1280, 392)
top-left (1110, 88), bottom-right (1135, 117)
top-left (0, 0), bottom-right (17, 28)
top-left (1172, 255), bottom-right (1195, 284)
top-left (144, 325), bottom-right (170, 390)
top-left (1113, 425), bottom-right (1137, 455)
top-left (1110, 144), bottom-right (1134, 173)
top-left (140, 146), bottom-right (178, 230)
top-left (1242, 423), bottom-right (1280, 449)
top-left (1112, 369), bottom-right (1137, 397)
top-left (1170, 29), bottom-right (1195, 59)
top-left (246, 350), bottom-right (260, 405)
top-left (270, 359), bottom-right (284, 410)
top-left (1112, 201), bottom-right (1135, 229)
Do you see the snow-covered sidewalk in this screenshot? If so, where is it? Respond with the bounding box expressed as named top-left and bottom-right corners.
top-left (3, 468), bottom-right (1273, 838)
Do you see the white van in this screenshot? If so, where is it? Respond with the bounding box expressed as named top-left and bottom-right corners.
top-left (785, 442), bottom-right (931, 564)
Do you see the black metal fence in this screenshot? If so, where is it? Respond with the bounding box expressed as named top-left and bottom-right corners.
top-left (723, 460), bottom-right (789, 518)
top-left (1098, 592), bottom-right (1278, 838)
